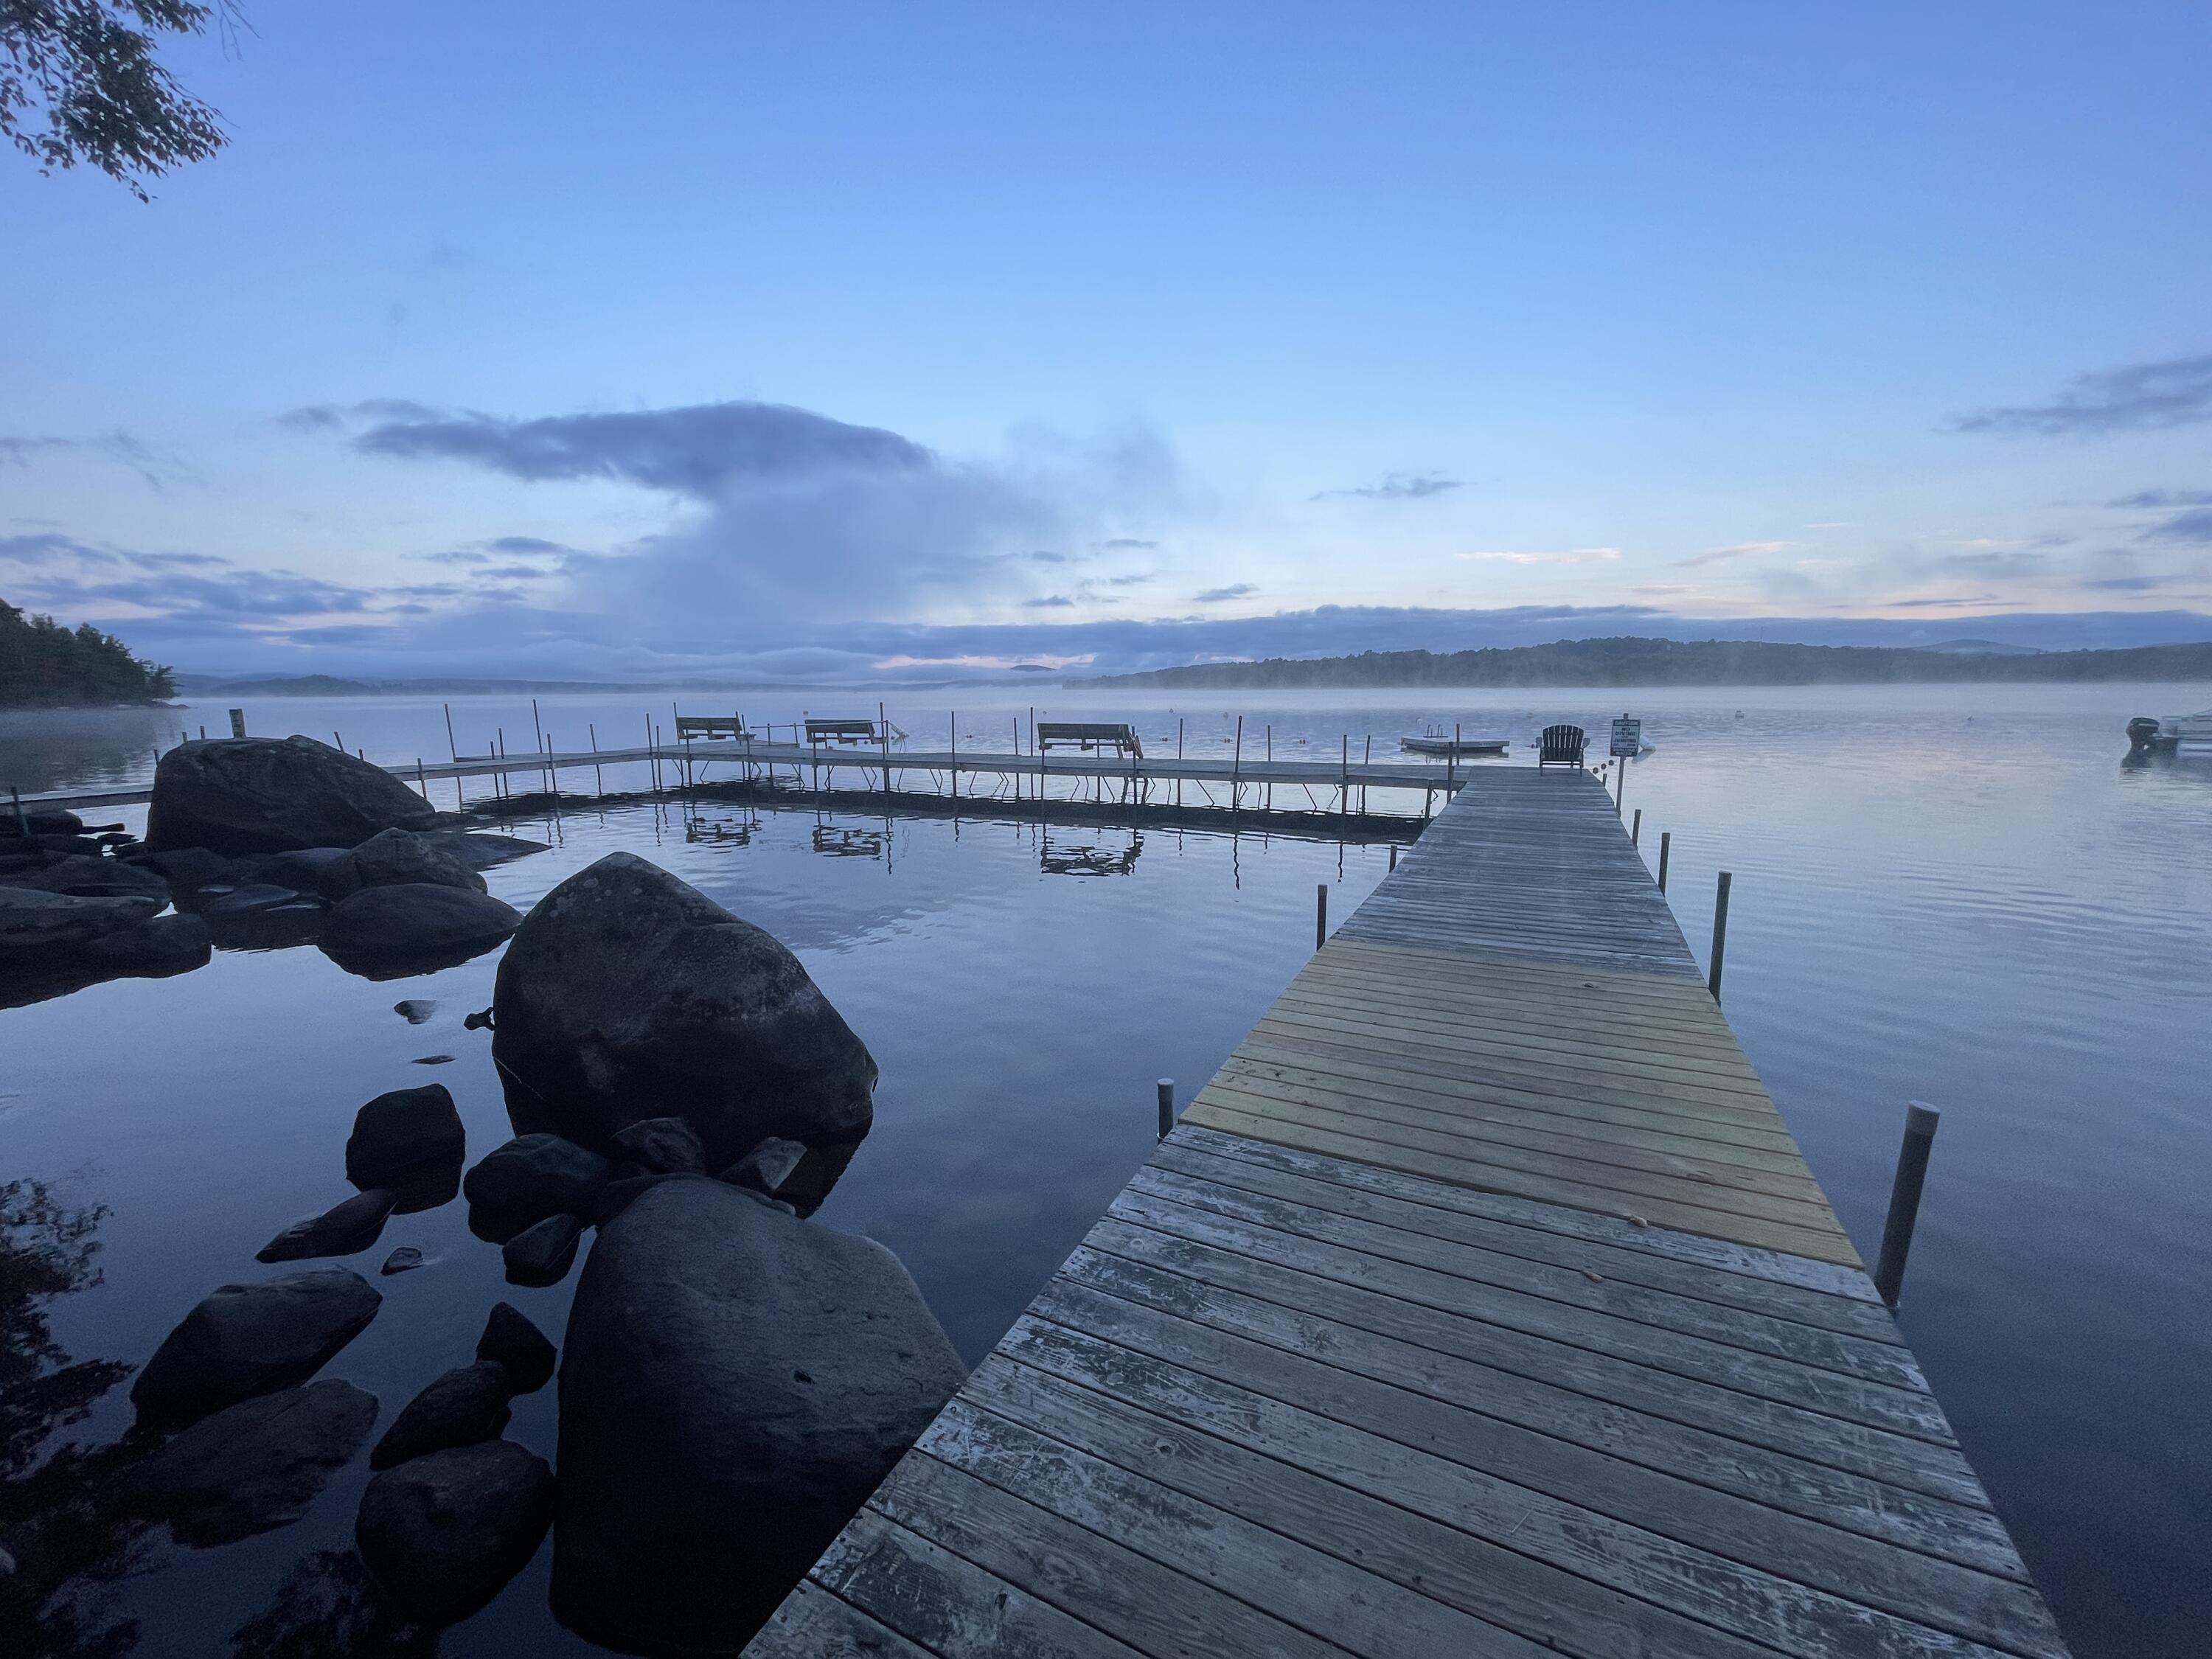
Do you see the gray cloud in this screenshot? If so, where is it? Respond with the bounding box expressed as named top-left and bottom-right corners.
top-left (2143, 508), bottom-right (2212, 543)
top-left (1953, 353), bottom-right (2212, 436)
top-left (0, 431), bottom-right (197, 491)
top-left (1312, 473), bottom-right (1463, 502)
top-left (2083, 576), bottom-right (2163, 591)
top-left (1102, 537), bottom-right (1158, 549)
top-left (1024, 595), bottom-right (1075, 608)
top-left (1195, 582), bottom-right (1259, 602)
top-left (296, 397), bottom-right (1183, 636)
top-left (321, 400), bottom-right (931, 498)
top-left (2109, 488), bottom-right (2212, 509)
top-left (1, 532), bottom-right (227, 570)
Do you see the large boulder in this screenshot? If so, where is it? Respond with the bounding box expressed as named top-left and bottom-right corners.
top-left (145, 736), bottom-right (439, 855)
top-left (132, 1380), bottom-right (379, 1547)
top-left (553, 1178), bottom-right (964, 1652)
top-left (356, 1441), bottom-right (556, 1627)
top-left (320, 884), bottom-right (521, 978)
top-left (339, 829), bottom-right (487, 894)
top-left (493, 853), bottom-right (876, 1169)
top-left (132, 1269), bottom-right (383, 1428)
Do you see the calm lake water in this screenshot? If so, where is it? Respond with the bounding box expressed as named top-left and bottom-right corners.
top-left (3, 683), bottom-right (2207, 1658)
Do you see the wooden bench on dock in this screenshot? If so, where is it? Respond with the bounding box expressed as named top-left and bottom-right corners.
top-left (673, 715), bottom-right (751, 743)
top-left (804, 718), bottom-right (884, 748)
top-left (1037, 720), bottom-right (1144, 759)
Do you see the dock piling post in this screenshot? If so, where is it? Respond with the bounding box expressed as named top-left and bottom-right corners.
top-left (1232, 715), bottom-right (1242, 811)
top-left (1157, 1078), bottom-right (1176, 1141)
top-left (1874, 1104), bottom-right (1941, 1306)
top-left (1632, 807), bottom-right (1641, 845)
top-left (1388, 843), bottom-right (1397, 871)
top-left (1658, 830), bottom-right (1671, 892)
top-left (1708, 871), bottom-right (1732, 999)
top-left (1315, 883), bottom-right (1328, 950)
top-left (10, 785), bottom-right (28, 841)
top-left (442, 702), bottom-right (457, 762)
top-left (950, 712), bottom-right (958, 804)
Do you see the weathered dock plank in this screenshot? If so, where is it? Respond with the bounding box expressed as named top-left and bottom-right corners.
top-left (742, 767), bottom-right (2070, 1658)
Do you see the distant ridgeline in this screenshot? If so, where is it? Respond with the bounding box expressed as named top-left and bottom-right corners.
top-left (1083, 635), bottom-right (2212, 689)
top-left (0, 597), bottom-right (175, 707)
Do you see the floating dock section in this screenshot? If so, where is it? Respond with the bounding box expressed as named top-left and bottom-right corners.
top-left (745, 768), bottom-right (2070, 1659)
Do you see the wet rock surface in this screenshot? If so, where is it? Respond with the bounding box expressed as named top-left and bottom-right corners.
top-left (463, 1133), bottom-right (610, 1224)
top-left (356, 1441), bottom-right (556, 1627)
top-left (132, 1269), bottom-right (383, 1428)
top-left (131, 1380), bottom-right (378, 1547)
top-left (320, 883), bottom-right (522, 977)
top-left (256, 1189), bottom-right (398, 1264)
top-left (493, 852), bottom-right (877, 1170)
top-left (145, 735), bottom-right (440, 855)
top-left (83, 911), bottom-right (212, 976)
top-left (370, 1361), bottom-right (513, 1470)
top-left (501, 1212), bottom-right (583, 1286)
top-left (345, 1085), bottom-right (465, 1188)
top-left (475, 1302), bottom-right (556, 1394)
top-left (340, 828), bottom-right (488, 894)
top-left (554, 1177), bottom-right (964, 1652)
top-left (609, 1115), bottom-right (706, 1175)
top-left (0, 886), bottom-right (161, 956)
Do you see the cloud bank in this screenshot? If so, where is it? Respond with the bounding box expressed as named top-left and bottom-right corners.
top-left (1954, 353), bottom-right (2212, 436)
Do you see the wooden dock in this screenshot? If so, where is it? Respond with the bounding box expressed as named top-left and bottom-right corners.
top-left (745, 768), bottom-right (2071, 1659)
top-left (18, 738), bottom-right (1468, 817)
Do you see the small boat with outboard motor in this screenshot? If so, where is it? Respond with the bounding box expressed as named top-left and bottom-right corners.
top-left (1399, 727), bottom-right (1509, 757)
top-left (2126, 710), bottom-right (2212, 755)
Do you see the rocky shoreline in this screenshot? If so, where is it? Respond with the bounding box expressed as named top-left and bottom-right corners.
top-left (3, 737), bottom-right (967, 1652)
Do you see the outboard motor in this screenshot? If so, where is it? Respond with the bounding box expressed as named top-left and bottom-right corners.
top-left (2126, 716), bottom-right (2164, 754)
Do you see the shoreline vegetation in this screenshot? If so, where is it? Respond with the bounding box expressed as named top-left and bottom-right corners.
top-left (1, 599), bottom-right (174, 709)
top-left (1081, 635), bottom-right (2212, 689)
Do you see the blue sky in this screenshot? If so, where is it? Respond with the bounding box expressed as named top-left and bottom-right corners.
top-left (4, 1), bottom-right (2211, 680)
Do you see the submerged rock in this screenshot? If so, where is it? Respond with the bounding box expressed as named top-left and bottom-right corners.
top-left (370, 1361), bottom-right (513, 1470)
top-left (608, 1116), bottom-right (706, 1175)
top-left (257, 1189), bottom-right (399, 1263)
top-left (341, 828), bottom-right (488, 894)
top-left (356, 1441), bottom-right (555, 1627)
top-left (345, 1085), bottom-right (465, 1189)
top-left (501, 1213), bottom-right (583, 1287)
top-left (133, 1380), bottom-right (378, 1547)
top-left (431, 831), bottom-right (549, 870)
top-left (393, 998), bottom-right (437, 1024)
top-left (83, 912), bottom-right (212, 978)
top-left (462, 1133), bottom-right (609, 1224)
top-left (554, 1177), bottom-right (964, 1652)
top-left (380, 1246), bottom-right (427, 1276)
top-left (231, 1548), bottom-right (435, 1658)
top-left (475, 1302), bottom-right (555, 1394)
top-left (205, 883), bottom-right (311, 917)
top-left (145, 736), bottom-right (439, 855)
top-left (133, 1269), bottom-right (383, 1428)
top-left (492, 852), bottom-right (876, 1172)
top-left (319, 884), bottom-right (522, 978)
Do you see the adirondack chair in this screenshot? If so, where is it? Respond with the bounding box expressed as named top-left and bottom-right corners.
top-left (1537, 723), bottom-right (1587, 770)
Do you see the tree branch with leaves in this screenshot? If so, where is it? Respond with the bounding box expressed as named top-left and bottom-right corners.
top-left (1, 0), bottom-right (240, 200)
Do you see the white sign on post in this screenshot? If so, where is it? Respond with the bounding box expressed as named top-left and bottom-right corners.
top-left (1610, 716), bottom-right (1641, 758)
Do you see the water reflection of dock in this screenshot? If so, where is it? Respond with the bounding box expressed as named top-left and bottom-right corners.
top-left (745, 768), bottom-right (2074, 1659)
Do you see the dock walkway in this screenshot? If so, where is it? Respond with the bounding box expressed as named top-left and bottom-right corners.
top-left (745, 768), bottom-right (2070, 1659)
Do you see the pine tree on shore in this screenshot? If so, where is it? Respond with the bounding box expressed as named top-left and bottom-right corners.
top-left (0, 598), bottom-right (174, 706)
